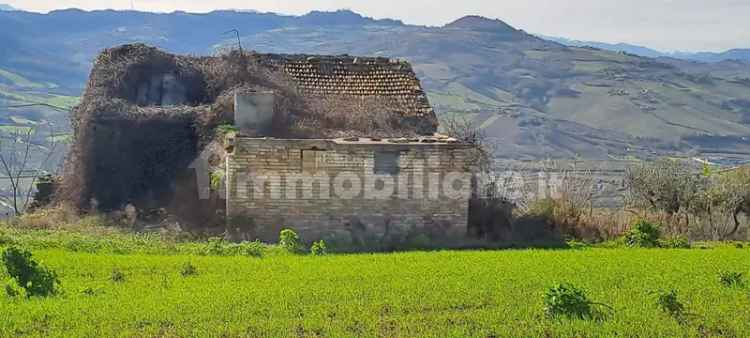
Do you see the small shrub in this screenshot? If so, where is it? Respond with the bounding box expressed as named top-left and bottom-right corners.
top-left (238, 240), bottom-right (265, 258)
top-left (543, 283), bottom-right (597, 319)
top-left (719, 271), bottom-right (744, 288)
top-left (2, 246), bottom-right (59, 297)
top-left (624, 220), bottom-right (661, 247)
top-left (203, 237), bottom-right (226, 256)
top-left (280, 229), bottom-right (301, 253)
top-left (735, 243), bottom-right (744, 249)
top-left (310, 240), bottom-right (328, 256)
top-left (654, 289), bottom-right (685, 320)
top-left (660, 236), bottom-right (691, 249)
top-left (180, 262), bottom-right (198, 277)
top-left (110, 268), bottom-right (126, 283)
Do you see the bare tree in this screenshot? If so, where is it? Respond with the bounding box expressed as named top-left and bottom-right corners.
top-left (0, 123), bottom-right (60, 215)
top-left (441, 115), bottom-right (497, 172)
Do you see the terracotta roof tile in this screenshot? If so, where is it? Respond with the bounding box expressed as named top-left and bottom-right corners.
top-left (257, 54), bottom-right (435, 119)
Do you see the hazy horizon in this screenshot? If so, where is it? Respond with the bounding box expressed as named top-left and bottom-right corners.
top-left (2, 0), bottom-right (749, 53)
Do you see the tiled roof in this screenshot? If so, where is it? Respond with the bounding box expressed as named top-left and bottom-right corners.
top-left (258, 54), bottom-right (435, 118)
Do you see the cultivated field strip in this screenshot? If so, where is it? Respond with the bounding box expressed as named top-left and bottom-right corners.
top-left (2, 247), bottom-right (749, 337)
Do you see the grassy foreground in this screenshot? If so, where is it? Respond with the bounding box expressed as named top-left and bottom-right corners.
top-left (2, 238), bottom-right (749, 337)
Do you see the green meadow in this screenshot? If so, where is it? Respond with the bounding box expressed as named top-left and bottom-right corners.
top-left (1, 227), bottom-right (749, 337)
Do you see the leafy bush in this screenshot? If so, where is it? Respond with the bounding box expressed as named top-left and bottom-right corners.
top-left (237, 240), bottom-right (265, 258)
top-left (280, 229), bottom-right (301, 253)
top-left (543, 283), bottom-right (594, 319)
top-left (203, 237), bottom-right (227, 256)
top-left (180, 262), bottom-right (197, 277)
top-left (719, 271), bottom-right (745, 288)
top-left (310, 240), bottom-right (328, 256)
top-left (624, 220), bottom-right (661, 247)
top-left (660, 236), bottom-right (691, 249)
top-left (110, 268), bottom-right (126, 283)
top-left (1, 246), bottom-right (59, 297)
top-left (654, 289), bottom-right (685, 320)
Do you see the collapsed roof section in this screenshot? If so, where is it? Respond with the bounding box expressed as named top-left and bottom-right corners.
top-left (72, 43), bottom-right (438, 138)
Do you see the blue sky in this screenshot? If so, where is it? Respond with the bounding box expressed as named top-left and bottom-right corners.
top-left (4, 0), bottom-right (749, 52)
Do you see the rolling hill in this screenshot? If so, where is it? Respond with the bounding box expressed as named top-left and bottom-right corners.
top-left (0, 9), bottom-right (749, 160)
top-left (545, 36), bottom-right (750, 63)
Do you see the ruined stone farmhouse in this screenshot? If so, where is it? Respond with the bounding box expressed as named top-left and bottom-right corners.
top-left (62, 44), bottom-right (478, 244)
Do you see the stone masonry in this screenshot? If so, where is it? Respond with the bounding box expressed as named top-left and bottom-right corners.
top-left (225, 137), bottom-right (478, 243)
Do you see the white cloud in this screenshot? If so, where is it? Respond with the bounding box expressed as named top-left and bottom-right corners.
top-left (4, 0), bottom-right (748, 51)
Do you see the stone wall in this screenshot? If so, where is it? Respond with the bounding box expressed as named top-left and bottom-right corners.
top-left (225, 137), bottom-right (478, 244)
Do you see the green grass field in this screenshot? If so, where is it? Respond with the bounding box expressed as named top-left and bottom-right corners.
top-left (1, 226), bottom-right (749, 337)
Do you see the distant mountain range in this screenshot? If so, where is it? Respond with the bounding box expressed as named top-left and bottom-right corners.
top-left (0, 4), bottom-right (15, 11)
top-left (544, 36), bottom-right (750, 63)
top-left (1, 8), bottom-right (750, 160)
